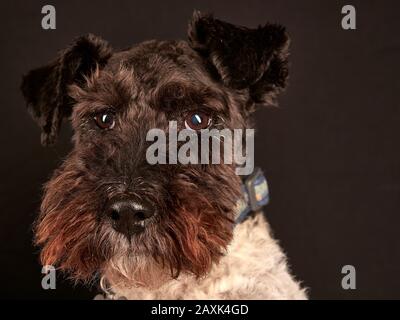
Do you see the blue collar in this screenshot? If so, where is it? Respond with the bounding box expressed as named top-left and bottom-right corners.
top-left (234, 168), bottom-right (270, 224)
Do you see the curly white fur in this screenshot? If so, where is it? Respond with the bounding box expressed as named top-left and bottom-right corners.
top-left (102, 212), bottom-right (307, 300)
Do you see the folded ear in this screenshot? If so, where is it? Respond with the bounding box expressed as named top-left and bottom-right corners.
top-left (188, 11), bottom-right (290, 110)
top-left (21, 34), bottom-right (112, 146)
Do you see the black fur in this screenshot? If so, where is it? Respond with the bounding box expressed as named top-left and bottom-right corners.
top-left (188, 11), bottom-right (290, 108)
top-left (21, 34), bottom-right (112, 145)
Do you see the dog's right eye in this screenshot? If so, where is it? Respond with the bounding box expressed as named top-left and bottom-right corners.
top-left (94, 112), bottom-right (116, 130)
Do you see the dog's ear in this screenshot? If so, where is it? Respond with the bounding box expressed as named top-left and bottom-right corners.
top-left (21, 34), bottom-right (112, 146)
top-left (188, 11), bottom-right (289, 110)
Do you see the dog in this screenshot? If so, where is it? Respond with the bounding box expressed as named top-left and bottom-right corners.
top-left (21, 11), bottom-right (307, 299)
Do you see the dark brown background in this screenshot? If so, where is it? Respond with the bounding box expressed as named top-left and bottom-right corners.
top-left (0, 0), bottom-right (399, 299)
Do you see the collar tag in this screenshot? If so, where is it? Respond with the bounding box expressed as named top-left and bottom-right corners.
top-left (235, 168), bottom-right (270, 224)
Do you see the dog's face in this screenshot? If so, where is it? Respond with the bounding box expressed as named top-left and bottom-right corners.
top-left (21, 12), bottom-right (289, 286)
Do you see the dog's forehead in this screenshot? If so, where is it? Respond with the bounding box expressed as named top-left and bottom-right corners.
top-left (93, 40), bottom-right (228, 113)
top-left (106, 40), bottom-right (208, 86)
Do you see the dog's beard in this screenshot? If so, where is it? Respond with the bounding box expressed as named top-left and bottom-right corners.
top-left (102, 185), bottom-right (239, 288)
top-left (102, 244), bottom-right (172, 289)
top-left (35, 159), bottom-right (241, 286)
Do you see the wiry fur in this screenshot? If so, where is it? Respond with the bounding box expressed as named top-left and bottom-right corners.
top-left (102, 213), bottom-right (307, 299)
top-left (22, 11), bottom-right (306, 299)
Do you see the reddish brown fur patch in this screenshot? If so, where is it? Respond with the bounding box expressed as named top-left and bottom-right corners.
top-left (35, 159), bottom-right (112, 282)
top-left (158, 174), bottom-right (239, 277)
top-left (165, 197), bottom-right (233, 277)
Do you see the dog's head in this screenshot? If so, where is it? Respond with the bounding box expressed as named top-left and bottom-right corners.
top-left (21, 12), bottom-right (289, 287)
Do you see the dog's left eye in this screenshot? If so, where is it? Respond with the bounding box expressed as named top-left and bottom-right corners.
top-left (184, 112), bottom-right (211, 131)
top-left (94, 112), bottom-right (115, 130)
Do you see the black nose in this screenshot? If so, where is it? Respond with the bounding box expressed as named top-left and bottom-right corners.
top-left (107, 200), bottom-right (154, 237)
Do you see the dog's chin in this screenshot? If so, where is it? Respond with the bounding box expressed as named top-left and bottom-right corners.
top-left (102, 226), bottom-right (227, 290)
top-left (102, 214), bottom-right (236, 290)
top-left (103, 254), bottom-right (173, 290)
